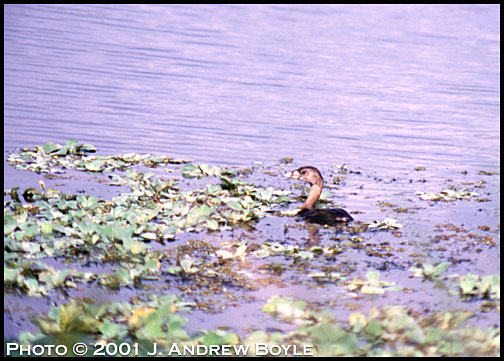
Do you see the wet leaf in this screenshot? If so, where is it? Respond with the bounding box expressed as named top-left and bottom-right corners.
top-left (42, 142), bottom-right (61, 154)
top-left (40, 221), bottom-right (53, 235)
top-left (202, 331), bottom-right (227, 346)
top-left (182, 164), bottom-right (200, 178)
top-left (349, 312), bottom-right (367, 333)
top-left (77, 143), bottom-right (97, 153)
top-left (361, 285), bottom-right (386, 295)
top-left (99, 320), bottom-right (127, 340)
top-left (4, 267), bottom-right (23, 282)
top-left (365, 320), bottom-right (384, 337)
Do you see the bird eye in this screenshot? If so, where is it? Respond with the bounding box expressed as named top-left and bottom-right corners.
top-left (301, 170), bottom-right (306, 175)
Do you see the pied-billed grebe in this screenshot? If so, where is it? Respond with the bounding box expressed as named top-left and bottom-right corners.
top-left (285, 166), bottom-right (353, 225)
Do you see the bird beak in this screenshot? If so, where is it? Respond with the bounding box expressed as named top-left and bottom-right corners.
top-left (285, 170), bottom-right (300, 179)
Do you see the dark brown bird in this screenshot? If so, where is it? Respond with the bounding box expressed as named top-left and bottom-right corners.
top-left (285, 166), bottom-right (353, 225)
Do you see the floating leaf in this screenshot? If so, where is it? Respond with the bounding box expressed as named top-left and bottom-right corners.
top-left (99, 320), bottom-right (127, 340)
top-left (77, 143), bottom-right (97, 153)
top-left (182, 164), bottom-right (200, 178)
top-left (42, 142), bottom-right (60, 154)
top-left (40, 221), bottom-right (53, 236)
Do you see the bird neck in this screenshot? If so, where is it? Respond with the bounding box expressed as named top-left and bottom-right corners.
top-left (301, 183), bottom-right (322, 211)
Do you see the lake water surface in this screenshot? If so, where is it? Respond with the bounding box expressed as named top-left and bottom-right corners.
top-left (4, 4), bottom-right (500, 176)
top-left (3, 4), bottom-right (500, 349)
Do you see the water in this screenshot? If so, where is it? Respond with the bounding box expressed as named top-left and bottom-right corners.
top-left (4, 4), bottom-right (500, 176)
top-left (3, 4), bottom-right (500, 346)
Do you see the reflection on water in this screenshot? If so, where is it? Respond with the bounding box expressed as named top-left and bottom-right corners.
top-left (4, 4), bottom-right (500, 176)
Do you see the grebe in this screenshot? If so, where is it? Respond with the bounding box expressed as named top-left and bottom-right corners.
top-left (285, 166), bottom-right (353, 225)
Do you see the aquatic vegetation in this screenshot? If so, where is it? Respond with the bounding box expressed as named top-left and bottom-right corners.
top-left (181, 163), bottom-right (236, 178)
top-left (410, 264), bottom-right (500, 301)
top-left (279, 157), bottom-right (293, 164)
top-left (7, 139), bottom-right (192, 174)
top-left (262, 295), bottom-right (309, 321)
top-left (366, 218), bottom-right (403, 231)
top-left (410, 262), bottom-right (448, 281)
top-left (4, 261), bottom-right (91, 297)
top-left (347, 270), bottom-right (403, 295)
top-left (346, 306), bottom-right (499, 356)
top-left (216, 244), bottom-right (247, 261)
top-left (11, 296), bottom-right (499, 357)
top-left (377, 201), bottom-right (422, 214)
top-left (17, 295), bottom-right (195, 356)
top-left (332, 164), bottom-right (350, 174)
top-left (415, 189), bottom-right (479, 201)
top-left (4, 141), bottom-right (294, 298)
top-left (252, 242), bottom-right (343, 262)
top-left (167, 255), bottom-right (201, 275)
top-left (4, 141), bottom-right (500, 357)
top-left (108, 167), bottom-right (282, 233)
top-left (430, 223), bottom-right (498, 247)
top-left (309, 270), bottom-right (345, 283)
top-left (477, 170), bottom-right (499, 176)
top-left (454, 274), bottom-right (500, 301)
